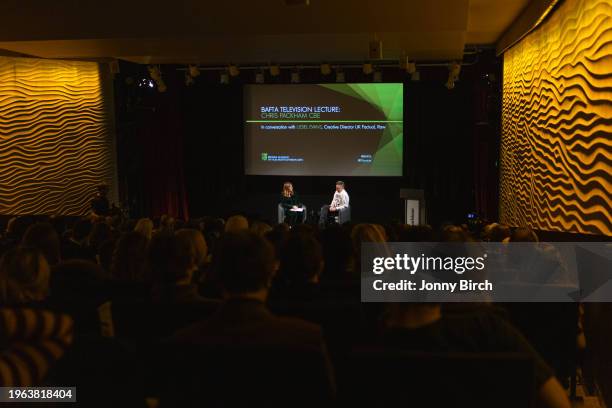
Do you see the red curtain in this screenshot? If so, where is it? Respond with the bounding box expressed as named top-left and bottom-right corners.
top-left (136, 87), bottom-right (190, 220)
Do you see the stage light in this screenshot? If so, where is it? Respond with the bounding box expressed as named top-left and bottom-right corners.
top-left (445, 77), bottom-right (455, 90)
top-left (228, 64), bottom-right (240, 77)
top-left (147, 65), bottom-right (167, 92)
top-left (255, 70), bottom-right (265, 84)
top-left (185, 71), bottom-right (195, 86)
top-left (445, 61), bottom-right (461, 90)
top-left (405, 62), bottom-right (417, 75)
top-left (138, 77), bottom-right (154, 88)
top-left (373, 70), bottom-right (382, 82)
top-left (188, 65), bottom-right (201, 78)
top-left (449, 61), bottom-right (461, 80)
top-left (290, 70), bottom-right (300, 83)
top-left (147, 65), bottom-right (162, 82)
top-left (220, 71), bottom-right (230, 84)
top-left (269, 64), bottom-right (281, 77)
top-left (320, 63), bottom-right (332, 76)
top-left (363, 63), bottom-right (374, 75)
top-left (335, 69), bottom-right (345, 83)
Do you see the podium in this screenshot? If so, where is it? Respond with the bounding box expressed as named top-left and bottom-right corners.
top-left (400, 189), bottom-right (426, 226)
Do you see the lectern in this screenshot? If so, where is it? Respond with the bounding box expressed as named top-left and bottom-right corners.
top-left (400, 189), bottom-right (426, 226)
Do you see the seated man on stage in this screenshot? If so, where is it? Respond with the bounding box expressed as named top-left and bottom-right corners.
top-left (320, 181), bottom-right (350, 226)
top-left (280, 182), bottom-right (304, 225)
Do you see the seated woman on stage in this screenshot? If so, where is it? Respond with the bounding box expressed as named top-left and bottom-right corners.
top-left (280, 182), bottom-right (304, 225)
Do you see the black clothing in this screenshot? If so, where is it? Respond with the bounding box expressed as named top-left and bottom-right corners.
top-left (172, 298), bottom-right (327, 349)
top-left (280, 194), bottom-right (304, 225)
top-left (91, 194), bottom-right (110, 216)
top-left (152, 283), bottom-right (218, 304)
top-left (166, 298), bottom-right (335, 405)
top-left (61, 239), bottom-right (95, 262)
top-left (382, 310), bottom-right (554, 388)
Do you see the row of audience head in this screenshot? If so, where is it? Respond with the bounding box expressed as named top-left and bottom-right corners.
top-left (0, 213), bottom-right (541, 306)
top-left (0, 213), bottom-right (572, 407)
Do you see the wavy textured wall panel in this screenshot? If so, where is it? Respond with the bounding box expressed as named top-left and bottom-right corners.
top-left (0, 57), bottom-right (117, 215)
top-left (501, 0), bottom-right (612, 236)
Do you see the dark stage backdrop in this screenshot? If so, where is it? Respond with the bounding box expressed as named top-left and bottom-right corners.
top-left (114, 52), bottom-right (501, 225)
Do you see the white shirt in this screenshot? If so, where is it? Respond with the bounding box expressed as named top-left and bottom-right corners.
top-left (331, 189), bottom-right (350, 209)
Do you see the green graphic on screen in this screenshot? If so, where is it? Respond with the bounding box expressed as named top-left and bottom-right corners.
top-left (244, 83), bottom-right (404, 176)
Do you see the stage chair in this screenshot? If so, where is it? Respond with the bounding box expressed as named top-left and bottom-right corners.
top-left (320, 205), bottom-right (351, 226)
top-left (277, 203), bottom-right (307, 224)
top-left (336, 206), bottom-right (351, 224)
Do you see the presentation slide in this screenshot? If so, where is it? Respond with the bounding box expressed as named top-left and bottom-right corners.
top-left (244, 83), bottom-right (403, 176)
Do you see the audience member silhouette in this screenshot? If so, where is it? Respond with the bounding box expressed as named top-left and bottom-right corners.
top-left (0, 247), bottom-right (50, 304)
top-left (21, 222), bottom-right (61, 266)
top-left (110, 231), bottom-right (149, 283)
top-left (62, 219), bottom-right (94, 261)
top-left (382, 303), bottom-right (571, 408)
top-left (148, 232), bottom-right (214, 303)
top-left (133, 218), bottom-right (154, 240)
top-left (171, 231), bottom-right (331, 353)
top-left (224, 215), bottom-right (249, 232)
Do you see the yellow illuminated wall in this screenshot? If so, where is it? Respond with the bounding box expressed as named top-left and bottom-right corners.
top-left (501, 0), bottom-right (612, 235)
top-left (0, 56), bottom-right (117, 215)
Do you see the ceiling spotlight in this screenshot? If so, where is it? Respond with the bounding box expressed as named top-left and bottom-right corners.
top-left (220, 71), bottom-right (230, 84)
top-left (147, 65), bottom-right (162, 82)
top-left (363, 63), bottom-right (374, 75)
top-left (405, 62), bottom-right (417, 75)
top-left (320, 63), bottom-right (332, 76)
top-left (188, 65), bottom-right (200, 78)
top-left (269, 64), bottom-right (281, 77)
top-left (446, 61), bottom-right (461, 90)
top-left (290, 70), bottom-right (300, 84)
top-left (336, 69), bottom-right (345, 83)
top-left (449, 61), bottom-right (461, 80)
top-left (138, 77), bottom-right (153, 88)
top-left (255, 70), bottom-right (265, 84)
top-left (446, 61), bottom-right (461, 89)
top-left (373, 70), bottom-right (382, 83)
top-left (147, 65), bottom-right (167, 92)
top-left (185, 72), bottom-right (195, 86)
top-left (228, 64), bottom-right (240, 77)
